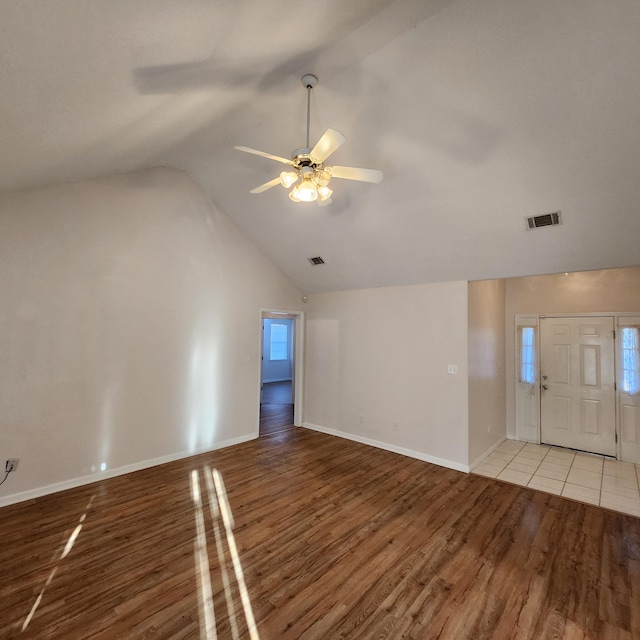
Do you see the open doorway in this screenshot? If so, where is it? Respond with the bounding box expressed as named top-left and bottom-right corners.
top-left (259, 311), bottom-right (303, 436)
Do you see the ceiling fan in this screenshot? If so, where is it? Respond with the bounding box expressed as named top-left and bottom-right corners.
top-left (235, 74), bottom-right (383, 206)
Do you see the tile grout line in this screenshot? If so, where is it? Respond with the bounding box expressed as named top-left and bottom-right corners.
top-left (500, 442), bottom-right (536, 484)
top-left (545, 447), bottom-right (574, 497)
top-left (490, 442), bottom-right (526, 478)
top-left (494, 449), bottom-right (517, 476)
top-left (567, 450), bottom-right (604, 506)
top-left (572, 451), bottom-right (602, 506)
top-left (524, 446), bottom-right (548, 489)
top-left (596, 457), bottom-right (604, 507)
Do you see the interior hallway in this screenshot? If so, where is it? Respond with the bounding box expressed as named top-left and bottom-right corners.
top-left (259, 380), bottom-right (294, 437)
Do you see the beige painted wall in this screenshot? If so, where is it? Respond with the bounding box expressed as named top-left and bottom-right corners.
top-left (468, 279), bottom-right (506, 465)
top-left (0, 168), bottom-right (302, 505)
top-left (304, 281), bottom-right (470, 470)
top-left (505, 266), bottom-right (640, 436)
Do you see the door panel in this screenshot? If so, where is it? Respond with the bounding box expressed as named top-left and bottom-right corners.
top-left (581, 345), bottom-right (599, 386)
top-left (540, 317), bottom-right (615, 456)
top-left (622, 404), bottom-right (639, 442)
top-left (551, 395), bottom-right (571, 431)
top-left (552, 343), bottom-right (571, 384)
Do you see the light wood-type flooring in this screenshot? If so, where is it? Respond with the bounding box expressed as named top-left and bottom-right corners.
top-left (1, 427), bottom-right (639, 639)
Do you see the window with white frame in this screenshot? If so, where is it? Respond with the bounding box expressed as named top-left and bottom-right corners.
top-left (270, 323), bottom-right (288, 361)
top-left (621, 326), bottom-right (640, 395)
top-left (519, 326), bottom-right (536, 384)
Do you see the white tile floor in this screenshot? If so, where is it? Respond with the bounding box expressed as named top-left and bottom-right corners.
top-left (473, 440), bottom-right (640, 518)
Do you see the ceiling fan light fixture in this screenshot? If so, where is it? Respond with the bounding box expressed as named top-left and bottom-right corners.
top-left (236, 74), bottom-right (383, 203)
top-left (317, 185), bottom-right (333, 201)
top-left (315, 170), bottom-right (331, 187)
top-left (280, 171), bottom-right (298, 188)
top-left (290, 177), bottom-right (318, 202)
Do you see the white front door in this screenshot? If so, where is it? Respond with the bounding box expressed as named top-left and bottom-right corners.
top-left (540, 316), bottom-right (616, 456)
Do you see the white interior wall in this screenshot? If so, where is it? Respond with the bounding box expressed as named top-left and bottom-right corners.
top-left (505, 266), bottom-right (640, 437)
top-left (0, 168), bottom-right (302, 506)
top-left (303, 281), bottom-right (470, 471)
top-left (468, 279), bottom-right (507, 466)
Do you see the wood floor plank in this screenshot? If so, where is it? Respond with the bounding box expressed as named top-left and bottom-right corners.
top-left (1, 427), bottom-right (639, 639)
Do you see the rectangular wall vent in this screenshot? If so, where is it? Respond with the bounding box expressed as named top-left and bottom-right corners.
top-left (526, 210), bottom-right (562, 229)
top-left (308, 256), bottom-right (325, 266)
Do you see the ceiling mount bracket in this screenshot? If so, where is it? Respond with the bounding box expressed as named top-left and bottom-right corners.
top-left (301, 74), bottom-right (318, 89)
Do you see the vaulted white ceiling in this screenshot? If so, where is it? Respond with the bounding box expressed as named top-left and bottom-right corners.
top-left (2, 0), bottom-right (639, 293)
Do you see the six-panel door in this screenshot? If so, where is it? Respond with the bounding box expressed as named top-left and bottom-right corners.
top-left (540, 317), bottom-right (616, 456)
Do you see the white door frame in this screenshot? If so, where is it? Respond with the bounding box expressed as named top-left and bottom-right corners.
top-left (515, 312), bottom-right (640, 461)
top-left (259, 308), bottom-right (304, 430)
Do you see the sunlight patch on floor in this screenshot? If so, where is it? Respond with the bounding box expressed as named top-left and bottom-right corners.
top-left (21, 495), bottom-right (95, 632)
top-left (191, 467), bottom-right (260, 640)
top-left (191, 470), bottom-right (217, 639)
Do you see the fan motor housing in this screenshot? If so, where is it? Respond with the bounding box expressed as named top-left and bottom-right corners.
top-left (291, 148), bottom-right (322, 171)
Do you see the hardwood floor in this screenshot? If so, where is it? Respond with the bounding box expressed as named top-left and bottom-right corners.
top-left (1, 428), bottom-right (639, 639)
top-left (259, 403), bottom-right (294, 437)
top-left (260, 381), bottom-right (292, 405)
top-left (260, 381), bottom-right (293, 437)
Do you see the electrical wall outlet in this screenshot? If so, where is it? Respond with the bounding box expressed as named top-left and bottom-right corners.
top-left (5, 459), bottom-right (19, 473)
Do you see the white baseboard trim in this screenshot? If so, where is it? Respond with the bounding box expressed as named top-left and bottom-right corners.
top-left (0, 434), bottom-right (255, 508)
top-left (302, 422), bottom-right (469, 473)
top-left (469, 436), bottom-right (507, 471)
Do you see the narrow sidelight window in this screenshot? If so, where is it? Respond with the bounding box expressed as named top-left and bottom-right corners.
top-left (519, 326), bottom-right (536, 384)
top-left (621, 327), bottom-right (640, 395)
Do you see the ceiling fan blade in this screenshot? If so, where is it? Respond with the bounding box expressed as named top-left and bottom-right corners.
top-left (249, 177), bottom-right (282, 194)
top-left (235, 146), bottom-right (293, 165)
top-left (328, 166), bottom-right (384, 183)
top-left (310, 128), bottom-right (346, 163)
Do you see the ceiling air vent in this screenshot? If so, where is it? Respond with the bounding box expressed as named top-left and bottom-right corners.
top-left (308, 256), bottom-right (325, 266)
top-left (526, 210), bottom-right (562, 229)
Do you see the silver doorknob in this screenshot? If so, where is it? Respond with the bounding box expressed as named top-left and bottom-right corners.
top-left (542, 385), bottom-right (548, 390)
